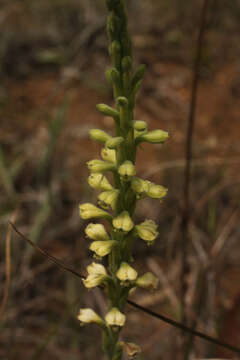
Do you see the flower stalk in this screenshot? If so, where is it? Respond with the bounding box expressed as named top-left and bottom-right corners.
top-left (78, 1), bottom-right (168, 359)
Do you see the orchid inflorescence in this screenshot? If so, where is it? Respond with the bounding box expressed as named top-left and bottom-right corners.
top-left (78, 0), bottom-right (168, 358)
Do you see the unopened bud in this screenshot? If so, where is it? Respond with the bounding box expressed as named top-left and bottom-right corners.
top-left (87, 159), bottom-right (116, 173)
top-left (89, 129), bottom-right (111, 144)
top-left (137, 129), bottom-right (169, 144)
top-left (132, 120), bottom-right (148, 132)
top-left (96, 104), bottom-right (119, 118)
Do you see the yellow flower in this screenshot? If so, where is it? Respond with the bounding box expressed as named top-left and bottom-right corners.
top-left (116, 262), bottom-right (138, 282)
top-left (83, 262), bottom-right (108, 289)
top-left (90, 240), bottom-right (117, 257)
top-left (85, 223), bottom-right (109, 241)
top-left (105, 308), bottom-right (126, 327)
top-left (113, 211), bottom-right (134, 232)
top-left (147, 183), bottom-right (168, 199)
top-left (98, 189), bottom-right (119, 210)
top-left (79, 203), bottom-right (111, 220)
top-left (78, 308), bottom-right (104, 326)
top-left (136, 272), bottom-right (159, 290)
top-left (135, 220), bottom-right (158, 244)
top-left (118, 160), bottom-right (136, 180)
top-left (101, 148), bottom-right (116, 163)
top-left (88, 173), bottom-right (113, 191)
top-left (137, 129), bottom-right (169, 144)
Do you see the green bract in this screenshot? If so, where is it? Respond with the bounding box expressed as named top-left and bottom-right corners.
top-left (78, 1), bottom-right (168, 359)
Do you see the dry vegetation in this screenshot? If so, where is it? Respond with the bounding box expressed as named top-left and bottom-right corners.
top-left (1, 1), bottom-right (240, 359)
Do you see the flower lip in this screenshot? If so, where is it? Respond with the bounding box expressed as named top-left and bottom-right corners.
top-left (105, 307), bottom-right (126, 327)
top-left (116, 262), bottom-right (138, 282)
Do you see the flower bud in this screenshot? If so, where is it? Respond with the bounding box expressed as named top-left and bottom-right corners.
top-left (113, 211), bottom-right (134, 232)
top-left (105, 307), bottom-right (126, 327)
top-left (87, 159), bottom-right (116, 173)
top-left (98, 189), bottom-right (119, 210)
top-left (147, 183), bottom-right (168, 199)
top-left (101, 148), bottom-right (116, 163)
top-left (78, 308), bottom-right (104, 326)
top-left (106, 137), bottom-right (124, 149)
top-left (135, 219), bottom-right (158, 244)
top-left (137, 129), bottom-right (169, 144)
top-left (132, 120), bottom-right (148, 132)
top-left (89, 129), bottom-right (111, 144)
top-left (136, 272), bottom-right (159, 290)
top-left (83, 262), bottom-right (108, 288)
top-left (90, 240), bottom-right (117, 257)
top-left (116, 262), bottom-right (138, 282)
top-left (122, 56), bottom-right (132, 72)
top-left (88, 173), bottom-right (113, 191)
top-left (117, 96), bottom-right (128, 108)
top-left (118, 160), bottom-right (136, 180)
top-left (85, 223), bottom-right (109, 241)
top-left (79, 203), bottom-right (111, 220)
top-left (96, 104), bottom-right (119, 118)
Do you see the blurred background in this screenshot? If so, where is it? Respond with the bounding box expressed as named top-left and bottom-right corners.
top-left (1, 0), bottom-right (240, 359)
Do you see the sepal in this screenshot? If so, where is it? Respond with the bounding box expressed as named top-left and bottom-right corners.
top-left (113, 211), bottom-right (134, 232)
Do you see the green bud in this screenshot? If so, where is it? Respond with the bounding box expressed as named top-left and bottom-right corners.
top-left (132, 64), bottom-right (146, 88)
top-left (79, 203), bottom-right (111, 220)
top-left (113, 211), bottom-right (134, 232)
top-left (116, 262), bottom-right (138, 282)
top-left (110, 40), bottom-right (121, 69)
top-left (105, 307), bottom-right (126, 327)
top-left (136, 272), bottom-right (159, 290)
top-left (118, 160), bottom-right (136, 180)
top-left (137, 129), bottom-right (169, 144)
top-left (132, 120), bottom-right (148, 132)
top-left (85, 223), bottom-right (109, 241)
top-left (106, 136), bottom-right (124, 149)
top-left (89, 129), bottom-right (111, 144)
top-left (87, 159), bottom-right (116, 173)
top-left (117, 96), bottom-right (128, 108)
top-left (90, 240), bottom-right (117, 257)
top-left (96, 104), bottom-right (119, 118)
top-left (122, 56), bottom-right (132, 72)
top-left (88, 173), bottom-right (113, 191)
top-left (135, 219), bottom-right (158, 244)
top-left (147, 184), bottom-right (168, 199)
top-left (101, 148), bottom-right (116, 163)
top-left (98, 189), bottom-right (119, 210)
